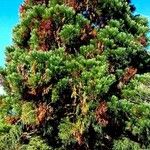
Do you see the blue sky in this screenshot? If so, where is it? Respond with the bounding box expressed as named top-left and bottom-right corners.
top-left (0, 0), bottom-right (23, 67)
top-left (0, 0), bottom-right (150, 67)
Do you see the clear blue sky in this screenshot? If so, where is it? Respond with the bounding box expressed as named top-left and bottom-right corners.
top-left (0, 0), bottom-right (23, 67)
top-left (0, 0), bottom-right (150, 67)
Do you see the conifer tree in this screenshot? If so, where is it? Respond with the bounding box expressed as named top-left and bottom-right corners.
top-left (0, 0), bottom-right (150, 149)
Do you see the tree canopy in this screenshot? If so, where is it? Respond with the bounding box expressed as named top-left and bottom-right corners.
top-left (0, 0), bottom-right (150, 149)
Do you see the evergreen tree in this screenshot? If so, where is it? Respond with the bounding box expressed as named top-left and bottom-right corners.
top-left (0, 0), bottom-right (150, 149)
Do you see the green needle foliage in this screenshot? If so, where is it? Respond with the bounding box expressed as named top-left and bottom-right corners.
top-left (0, 0), bottom-right (150, 149)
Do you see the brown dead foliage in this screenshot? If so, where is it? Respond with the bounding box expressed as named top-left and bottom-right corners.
top-left (25, 0), bottom-right (30, 4)
top-left (36, 102), bottom-right (53, 125)
top-left (73, 131), bottom-right (85, 146)
top-left (32, 0), bottom-right (49, 5)
top-left (20, 5), bottom-right (26, 14)
top-left (64, 0), bottom-right (77, 9)
top-left (4, 116), bottom-right (19, 125)
top-left (64, 0), bottom-right (98, 11)
top-left (37, 19), bottom-right (54, 51)
top-left (118, 66), bottom-right (137, 89)
top-left (138, 36), bottom-right (147, 46)
top-left (80, 24), bottom-right (97, 42)
top-left (95, 101), bottom-right (108, 126)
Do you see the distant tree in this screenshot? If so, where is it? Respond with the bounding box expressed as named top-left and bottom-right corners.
top-left (0, 0), bottom-right (150, 149)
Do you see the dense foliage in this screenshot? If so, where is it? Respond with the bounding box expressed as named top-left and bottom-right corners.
top-left (0, 0), bottom-right (150, 149)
